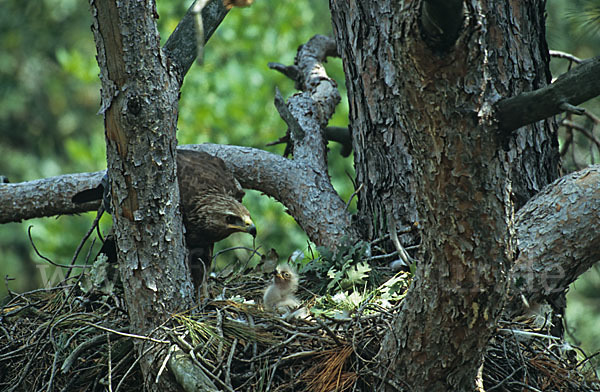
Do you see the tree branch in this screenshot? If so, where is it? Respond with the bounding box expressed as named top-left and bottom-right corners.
top-left (181, 144), bottom-right (355, 249)
top-left (505, 164), bottom-right (600, 317)
top-left (162, 0), bottom-right (229, 82)
top-left (495, 55), bottom-right (600, 135)
top-left (0, 171), bottom-right (104, 223)
top-left (420, 0), bottom-right (464, 50)
top-left (2, 154), bottom-right (598, 297)
top-left (0, 144), bottom-right (354, 249)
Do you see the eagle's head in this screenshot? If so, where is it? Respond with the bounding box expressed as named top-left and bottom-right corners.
top-left (185, 193), bottom-right (256, 247)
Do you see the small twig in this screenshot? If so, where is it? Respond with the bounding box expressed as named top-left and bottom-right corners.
top-left (216, 309), bottom-right (225, 368)
top-left (388, 217), bottom-right (412, 267)
top-left (583, 110), bottom-right (600, 125)
top-left (107, 332), bottom-right (113, 392)
top-left (224, 338), bottom-right (238, 387)
top-left (268, 62), bottom-right (302, 84)
top-left (155, 345), bottom-right (176, 385)
top-left (66, 204), bottom-right (105, 280)
top-left (61, 328), bottom-right (126, 373)
top-left (190, 350), bottom-right (236, 392)
top-left (28, 226), bottom-right (91, 269)
top-left (345, 183), bottom-right (363, 210)
top-left (84, 322), bottom-right (169, 344)
top-left (46, 346), bottom-right (61, 392)
top-left (273, 87), bottom-right (305, 140)
top-left (561, 119), bottom-right (600, 150)
top-left (114, 345), bottom-right (155, 392)
top-left (315, 317), bottom-right (343, 346)
top-left (266, 351), bottom-right (285, 391)
top-left (549, 50), bottom-right (583, 64)
top-left (559, 102), bottom-right (586, 115)
top-left (212, 246), bottom-right (262, 260)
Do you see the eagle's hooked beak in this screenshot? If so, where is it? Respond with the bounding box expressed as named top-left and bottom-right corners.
top-left (244, 216), bottom-right (257, 237)
top-left (227, 215), bottom-right (257, 237)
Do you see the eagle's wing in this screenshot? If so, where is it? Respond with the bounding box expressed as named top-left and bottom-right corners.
top-left (177, 149), bottom-right (245, 202)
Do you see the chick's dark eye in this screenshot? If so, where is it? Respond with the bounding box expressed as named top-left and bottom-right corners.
top-left (226, 215), bottom-right (239, 225)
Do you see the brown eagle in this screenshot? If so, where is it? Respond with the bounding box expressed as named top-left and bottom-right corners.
top-left (176, 149), bottom-right (256, 291)
top-left (73, 149), bottom-right (256, 294)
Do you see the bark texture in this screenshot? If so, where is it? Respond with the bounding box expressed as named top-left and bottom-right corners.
top-left (329, 1), bottom-right (560, 390)
top-left (0, 171), bottom-right (103, 223)
top-left (89, 1), bottom-right (193, 389)
top-left (506, 164), bottom-right (600, 317)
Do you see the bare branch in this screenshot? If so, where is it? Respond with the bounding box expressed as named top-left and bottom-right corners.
top-left (181, 144), bottom-right (355, 249)
top-left (505, 164), bottom-right (600, 317)
top-left (549, 50), bottom-right (583, 64)
top-left (0, 171), bottom-right (104, 223)
top-left (0, 144), bottom-right (354, 250)
top-left (495, 55), bottom-right (600, 135)
top-left (162, 0), bottom-right (228, 82)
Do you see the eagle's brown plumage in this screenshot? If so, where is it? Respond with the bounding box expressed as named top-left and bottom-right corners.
top-left (176, 150), bottom-right (256, 292)
top-left (75, 149), bottom-right (256, 296)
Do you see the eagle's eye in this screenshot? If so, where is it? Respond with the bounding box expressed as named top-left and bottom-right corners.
top-left (281, 272), bottom-right (290, 280)
top-left (226, 215), bottom-right (240, 225)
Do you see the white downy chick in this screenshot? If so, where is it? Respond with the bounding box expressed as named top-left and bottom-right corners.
top-left (263, 263), bottom-right (300, 314)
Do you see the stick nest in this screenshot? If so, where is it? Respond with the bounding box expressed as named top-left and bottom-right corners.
top-left (1, 268), bottom-right (599, 392)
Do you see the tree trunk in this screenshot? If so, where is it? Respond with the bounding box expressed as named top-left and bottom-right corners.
top-left (89, 1), bottom-right (193, 389)
top-left (329, 1), bottom-right (560, 390)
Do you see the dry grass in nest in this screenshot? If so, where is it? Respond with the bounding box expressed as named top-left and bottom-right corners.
top-left (1, 265), bottom-right (599, 391)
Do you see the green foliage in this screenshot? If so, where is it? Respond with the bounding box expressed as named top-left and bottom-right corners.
top-left (0, 0), bottom-right (352, 296)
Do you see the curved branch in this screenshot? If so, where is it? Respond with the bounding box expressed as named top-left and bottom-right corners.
top-left (0, 145), bottom-right (354, 249)
top-left (181, 144), bottom-right (355, 249)
top-left (505, 164), bottom-right (600, 317)
top-left (495, 55), bottom-right (600, 135)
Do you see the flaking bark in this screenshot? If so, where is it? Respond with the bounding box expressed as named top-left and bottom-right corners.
top-left (89, 0), bottom-right (193, 389)
top-left (329, 0), bottom-right (561, 390)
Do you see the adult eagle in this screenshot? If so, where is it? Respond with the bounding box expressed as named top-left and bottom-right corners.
top-left (73, 149), bottom-right (256, 293)
top-left (177, 149), bottom-right (256, 291)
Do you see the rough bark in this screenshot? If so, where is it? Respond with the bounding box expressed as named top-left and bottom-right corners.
top-left (0, 171), bottom-right (103, 223)
top-left (89, 1), bottom-right (193, 389)
top-left (505, 164), bottom-right (600, 317)
top-left (329, 0), bottom-right (560, 390)
top-left (163, 0), bottom-right (229, 82)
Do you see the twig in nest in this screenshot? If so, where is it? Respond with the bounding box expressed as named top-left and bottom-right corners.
top-left (156, 345), bottom-right (176, 385)
top-left (66, 204), bottom-right (105, 280)
top-left (224, 337), bottom-right (238, 387)
top-left (84, 322), bottom-right (169, 344)
top-left (28, 226), bottom-right (91, 270)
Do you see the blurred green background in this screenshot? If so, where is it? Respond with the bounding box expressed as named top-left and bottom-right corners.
top-left (0, 0), bottom-right (598, 367)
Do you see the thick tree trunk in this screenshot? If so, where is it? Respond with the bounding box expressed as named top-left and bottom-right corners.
top-left (89, 1), bottom-right (193, 389)
top-left (329, 1), bottom-right (560, 390)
